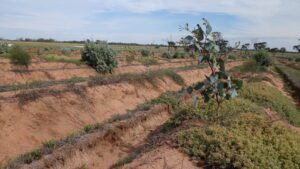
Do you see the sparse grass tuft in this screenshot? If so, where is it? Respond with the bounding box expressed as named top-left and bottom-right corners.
top-left (110, 153), bottom-right (137, 169)
top-left (43, 55), bottom-right (83, 65)
top-left (138, 57), bottom-right (159, 66)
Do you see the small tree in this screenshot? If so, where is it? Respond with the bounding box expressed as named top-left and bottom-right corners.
top-left (280, 47), bottom-right (286, 53)
top-left (182, 18), bottom-right (242, 117)
top-left (167, 41), bottom-right (177, 51)
top-left (9, 45), bottom-right (31, 68)
top-left (241, 43), bottom-right (250, 56)
top-left (293, 45), bottom-right (300, 52)
top-left (254, 50), bottom-right (272, 67)
top-left (81, 41), bottom-right (118, 73)
top-left (254, 42), bottom-right (267, 50)
top-left (293, 39), bottom-right (300, 53)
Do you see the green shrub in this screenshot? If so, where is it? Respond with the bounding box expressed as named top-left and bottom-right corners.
top-left (254, 50), bottom-right (272, 67)
top-left (125, 55), bottom-right (135, 64)
top-left (178, 113), bottom-right (300, 169)
top-left (179, 51), bottom-right (187, 58)
top-left (61, 47), bottom-right (72, 55)
top-left (295, 58), bottom-right (300, 62)
top-left (173, 51), bottom-right (179, 58)
top-left (162, 51), bottom-right (173, 59)
top-left (81, 41), bottom-right (118, 73)
top-left (240, 82), bottom-right (300, 126)
top-left (228, 55), bottom-right (237, 60)
top-left (9, 45), bottom-right (31, 68)
top-left (0, 41), bottom-right (9, 54)
top-left (140, 49), bottom-right (150, 57)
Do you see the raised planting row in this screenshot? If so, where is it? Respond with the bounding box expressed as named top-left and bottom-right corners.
top-left (6, 81), bottom-right (300, 169)
top-left (3, 91), bottom-right (186, 169)
top-left (0, 62), bottom-right (241, 163)
top-left (0, 64), bottom-right (204, 93)
top-left (276, 63), bottom-right (300, 89)
top-left (130, 82), bottom-right (300, 169)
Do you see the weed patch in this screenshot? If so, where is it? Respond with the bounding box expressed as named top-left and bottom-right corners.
top-left (240, 82), bottom-right (300, 126)
top-left (43, 55), bottom-right (83, 65)
top-left (177, 113), bottom-right (300, 169)
top-left (163, 98), bottom-right (261, 131)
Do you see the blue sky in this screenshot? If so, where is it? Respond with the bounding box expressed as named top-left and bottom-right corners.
top-left (0, 0), bottom-right (299, 50)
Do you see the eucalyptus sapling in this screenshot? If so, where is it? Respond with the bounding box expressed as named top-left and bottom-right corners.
top-left (182, 18), bottom-right (243, 118)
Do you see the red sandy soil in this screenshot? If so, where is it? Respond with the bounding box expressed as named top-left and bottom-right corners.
top-left (0, 62), bottom-right (241, 164)
top-left (122, 145), bottom-right (199, 169)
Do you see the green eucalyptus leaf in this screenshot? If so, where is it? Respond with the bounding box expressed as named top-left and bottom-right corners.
top-left (184, 35), bottom-right (194, 44)
top-left (219, 60), bottom-right (225, 72)
top-left (198, 55), bottom-right (204, 65)
top-left (204, 94), bottom-right (210, 103)
top-left (229, 88), bottom-right (238, 98)
top-left (195, 43), bottom-right (201, 51)
top-left (192, 95), bottom-right (199, 107)
top-left (210, 74), bottom-right (218, 84)
top-left (187, 86), bottom-right (193, 94)
top-left (203, 18), bottom-right (212, 35)
top-left (193, 24), bottom-right (204, 41)
top-left (194, 82), bottom-right (205, 90)
top-left (232, 79), bottom-right (243, 89)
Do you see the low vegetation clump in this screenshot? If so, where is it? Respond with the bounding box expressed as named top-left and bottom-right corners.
top-left (162, 51), bottom-right (173, 59)
top-left (240, 82), bottom-right (300, 126)
top-left (125, 55), bottom-right (135, 64)
top-left (230, 60), bottom-right (268, 73)
top-left (0, 41), bottom-right (9, 54)
top-left (43, 55), bottom-right (82, 65)
top-left (138, 57), bottom-right (159, 66)
top-left (228, 55), bottom-right (237, 60)
top-left (164, 98), bottom-right (261, 131)
top-left (254, 50), bottom-right (272, 67)
top-left (178, 113), bottom-right (300, 169)
top-left (60, 47), bottom-right (73, 56)
top-left (140, 49), bottom-right (150, 57)
top-left (9, 45), bottom-right (31, 68)
top-left (81, 41), bottom-right (118, 73)
top-left (162, 51), bottom-right (186, 59)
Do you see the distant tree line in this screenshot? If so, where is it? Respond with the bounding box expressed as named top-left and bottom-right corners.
top-left (293, 39), bottom-right (300, 53)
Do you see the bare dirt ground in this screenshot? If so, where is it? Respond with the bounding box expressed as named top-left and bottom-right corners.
top-left (0, 62), bottom-right (241, 165)
top-left (122, 145), bottom-right (198, 169)
top-left (10, 105), bottom-right (173, 169)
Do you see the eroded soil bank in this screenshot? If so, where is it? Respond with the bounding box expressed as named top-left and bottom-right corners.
top-left (0, 62), bottom-right (241, 164)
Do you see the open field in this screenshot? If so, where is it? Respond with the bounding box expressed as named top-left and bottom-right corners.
top-left (1, 39), bottom-right (300, 169)
top-left (1, 14), bottom-right (300, 169)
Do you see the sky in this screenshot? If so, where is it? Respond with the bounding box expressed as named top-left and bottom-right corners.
top-left (0, 0), bottom-right (299, 50)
